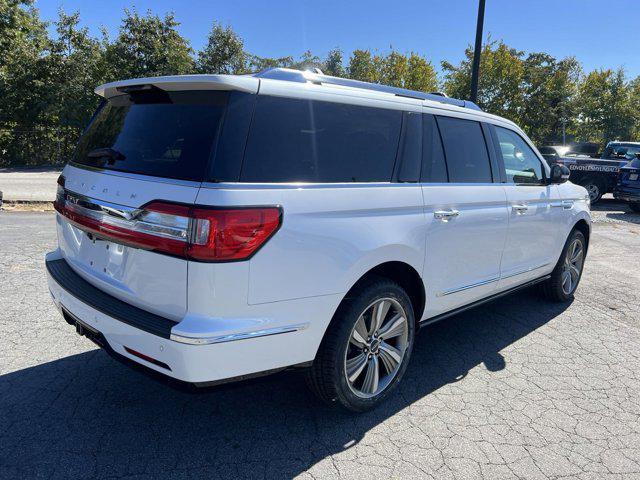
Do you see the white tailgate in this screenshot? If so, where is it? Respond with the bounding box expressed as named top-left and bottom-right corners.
top-left (56, 164), bottom-right (200, 320)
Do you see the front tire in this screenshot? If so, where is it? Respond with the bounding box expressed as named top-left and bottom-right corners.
top-left (306, 277), bottom-right (415, 412)
top-left (541, 230), bottom-right (586, 302)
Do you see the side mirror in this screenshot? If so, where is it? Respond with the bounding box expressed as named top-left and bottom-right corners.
top-left (549, 164), bottom-right (570, 184)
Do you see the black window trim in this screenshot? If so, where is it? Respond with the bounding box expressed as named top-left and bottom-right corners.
top-left (490, 124), bottom-right (548, 186)
top-left (481, 122), bottom-right (504, 184)
top-left (392, 110), bottom-right (422, 183)
top-left (208, 91), bottom-right (257, 183)
top-left (420, 113), bottom-right (449, 183)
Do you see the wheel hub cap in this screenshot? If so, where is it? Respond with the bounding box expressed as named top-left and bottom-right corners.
top-left (344, 298), bottom-right (409, 398)
top-left (561, 238), bottom-right (584, 295)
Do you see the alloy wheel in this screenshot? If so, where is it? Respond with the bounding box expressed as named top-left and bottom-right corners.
top-left (585, 183), bottom-right (600, 202)
top-left (344, 298), bottom-right (409, 398)
top-left (561, 238), bottom-right (584, 295)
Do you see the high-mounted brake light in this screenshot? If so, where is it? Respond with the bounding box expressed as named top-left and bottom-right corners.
top-left (54, 193), bottom-right (281, 262)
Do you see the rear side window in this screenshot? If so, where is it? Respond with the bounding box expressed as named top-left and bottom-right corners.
top-left (74, 89), bottom-right (228, 181)
top-left (241, 96), bottom-right (402, 182)
top-left (435, 116), bottom-right (492, 183)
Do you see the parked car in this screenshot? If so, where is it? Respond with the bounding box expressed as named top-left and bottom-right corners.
top-left (613, 153), bottom-right (640, 212)
top-left (541, 143), bottom-right (631, 204)
top-left (602, 141), bottom-right (640, 161)
top-left (538, 145), bottom-right (571, 162)
top-left (46, 68), bottom-right (591, 411)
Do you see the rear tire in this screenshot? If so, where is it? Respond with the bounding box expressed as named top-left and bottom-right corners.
top-left (630, 202), bottom-right (640, 213)
top-left (306, 277), bottom-right (415, 412)
top-left (578, 176), bottom-right (604, 204)
top-left (541, 230), bottom-right (586, 302)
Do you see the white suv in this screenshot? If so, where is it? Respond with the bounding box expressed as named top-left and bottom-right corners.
top-left (46, 68), bottom-right (591, 411)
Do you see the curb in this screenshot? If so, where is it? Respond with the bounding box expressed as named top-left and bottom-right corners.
top-left (0, 196), bottom-right (55, 211)
top-left (1, 199), bottom-right (55, 205)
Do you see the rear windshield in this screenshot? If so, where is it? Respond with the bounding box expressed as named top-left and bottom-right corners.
top-left (73, 89), bottom-right (228, 181)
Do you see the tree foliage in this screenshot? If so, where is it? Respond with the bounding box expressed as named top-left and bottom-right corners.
top-left (104, 9), bottom-right (194, 79)
top-left (575, 68), bottom-right (636, 143)
top-left (521, 53), bottom-right (580, 144)
top-left (323, 48), bottom-right (345, 77)
top-left (442, 40), bottom-right (525, 123)
top-left (197, 22), bottom-right (246, 74)
top-left (2, 3), bottom-right (640, 167)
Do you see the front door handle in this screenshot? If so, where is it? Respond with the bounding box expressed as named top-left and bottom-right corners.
top-left (512, 204), bottom-right (529, 214)
top-left (434, 209), bottom-right (460, 221)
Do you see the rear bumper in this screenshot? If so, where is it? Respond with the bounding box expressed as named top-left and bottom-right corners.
top-left (46, 252), bottom-right (340, 385)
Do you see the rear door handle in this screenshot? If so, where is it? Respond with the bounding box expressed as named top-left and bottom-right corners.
top-left (512, 204), bottom-right (529, 214)
top-left (434, 209), bottom-right (460, 221)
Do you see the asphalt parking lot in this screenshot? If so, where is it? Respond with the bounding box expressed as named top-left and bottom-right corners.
top-left (1, 200), bottom-right (640, 480)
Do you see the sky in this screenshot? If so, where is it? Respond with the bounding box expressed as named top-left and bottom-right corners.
top-left (35, 0), bottom-right (640, 78)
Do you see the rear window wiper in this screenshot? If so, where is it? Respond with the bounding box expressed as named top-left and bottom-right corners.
top-left (87, 148), bottom-right (126, 165)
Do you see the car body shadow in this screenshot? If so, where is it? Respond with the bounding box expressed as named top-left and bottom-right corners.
top-left (0, 288), bottom-right (571, 479)
top-left (605, 212), bottom-right (640, 224)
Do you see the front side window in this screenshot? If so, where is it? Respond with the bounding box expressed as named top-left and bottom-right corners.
top-left (495, 127), bottom-right (544, 184)
top-left (241, 96), bottom-right (402, 182)
top-left (435, 116), bottom-right (492, 183)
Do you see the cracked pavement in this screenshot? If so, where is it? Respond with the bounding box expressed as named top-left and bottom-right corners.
top-left (1, 199), bottom-right (640, 479)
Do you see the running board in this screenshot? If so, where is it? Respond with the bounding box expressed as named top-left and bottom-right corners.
top-left (419, 275), bottom-right (551, 327)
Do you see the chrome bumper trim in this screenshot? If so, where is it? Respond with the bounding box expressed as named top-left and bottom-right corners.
top-left (170, 323), bottom-right (309, 345)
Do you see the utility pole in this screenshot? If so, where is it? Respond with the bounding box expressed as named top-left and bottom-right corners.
top-left (470, 0), bottom-right (486, 103)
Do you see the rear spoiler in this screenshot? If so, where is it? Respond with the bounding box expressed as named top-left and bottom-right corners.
top-left (95, 74), bottom-right (259, 99)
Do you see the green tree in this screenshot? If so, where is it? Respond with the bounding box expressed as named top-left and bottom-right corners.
top-left (406, 53), bottom-right (438, 92)
top-left (248, 54), bottom-right (293, 72)
top-left (347, 49), bottom-right (381, 83)
top-left (380, 50), bottom-right (408, 88)
top-left (629, 76), bottom-right (640, 139)
top-left (323, 48), bottom-right (345, 77)
top-left (48, 11), bottom-right (106, 128)
top-left (197, 22), bottom-right (246, 74)
top-left (105, 9), bottom-right (194, 79)
top-left (0, 0), bottom-right (51, 166)
top-left (442, 39), bottom-right (524, 122)
top-left (289, 50), bottom-right (323, 71)
top-left (521, 53), bottom-right (580, 144)
top-left (575, 68), bottom-right (634, 143)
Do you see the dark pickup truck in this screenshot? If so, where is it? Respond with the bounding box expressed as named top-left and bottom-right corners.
top-left (540, 142), bottom-right (640, 203)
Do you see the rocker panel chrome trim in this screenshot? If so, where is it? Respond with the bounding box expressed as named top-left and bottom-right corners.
top-left (437, 277), bottom-right (500, 297)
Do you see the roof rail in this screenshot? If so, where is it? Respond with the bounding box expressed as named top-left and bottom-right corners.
top-left (254, 68), bottom-right (482, 111)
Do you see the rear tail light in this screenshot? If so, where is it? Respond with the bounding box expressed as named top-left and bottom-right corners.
top-left (54, 193), bottom-right (281, 261)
